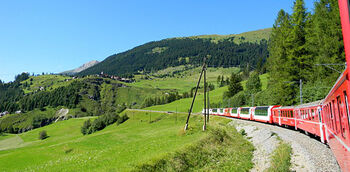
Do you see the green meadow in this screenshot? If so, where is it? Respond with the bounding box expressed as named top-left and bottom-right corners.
top-left (0, 110), bottom-right (254, 171)
top-left (130, 67), bottom-right (240, 93)
top-left (144, 73), bottom-right (269, 113)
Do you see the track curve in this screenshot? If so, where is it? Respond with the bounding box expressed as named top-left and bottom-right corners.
top-left (230, 118), bottom-right (340, 172)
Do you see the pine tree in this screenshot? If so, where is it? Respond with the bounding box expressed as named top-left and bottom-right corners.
top-left (267, 9), bottom-right (293, 105)
top-left (225, 73), bottom-right (243, 98)
top-left (246, 72), bottom-right (262, 94)
top-left (217, 75), bottom-right (221, 85)
top-left (307, 0), bottom-right (344, 83)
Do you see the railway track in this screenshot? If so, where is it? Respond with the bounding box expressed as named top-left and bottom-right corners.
top-left (230, 117), bottom-right (340, 172)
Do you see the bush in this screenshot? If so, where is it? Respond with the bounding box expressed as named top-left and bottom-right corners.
top-left (81, 119), bottom-right (92, 135)
top-left (117, 114), bottom-right (129, 125)
top-left (81, 113), bottom-right (129, 135)
top-left (39, 130), bottom-right (48, 140)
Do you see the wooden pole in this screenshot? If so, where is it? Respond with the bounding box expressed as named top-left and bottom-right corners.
top-left (203, 65), bottom-right (207, 131)
top-left (207, 81), bottom-right (210, 123)
top-left (184, 57), bottom-right (206, 131)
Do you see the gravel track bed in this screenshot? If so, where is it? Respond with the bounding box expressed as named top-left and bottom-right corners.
top-left (229, 118), bottom-right (340, 172)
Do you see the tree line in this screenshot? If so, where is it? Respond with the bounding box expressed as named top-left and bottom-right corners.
top-left (265, 0), bottom-right (344, 105)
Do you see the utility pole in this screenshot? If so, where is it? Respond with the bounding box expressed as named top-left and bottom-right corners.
top-left (203, 64), bottom-right (207, 131)
top-left (207, 83), bottom-right (210, 123)
top-left (184, 57), bottom-right (206, 131)
top-left (300, 79), bottom-right (302, 105)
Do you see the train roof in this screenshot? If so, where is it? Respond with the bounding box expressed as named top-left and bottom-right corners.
top-left (276, 100), bottom-right (323, 110)
top-left (295, 100), bottom-right (323, 108)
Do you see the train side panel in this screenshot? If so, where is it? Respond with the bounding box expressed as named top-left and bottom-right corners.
top-left (295, 105), bottom-right (323, 138)
top-left (322, 69), bottom-right (350, 171)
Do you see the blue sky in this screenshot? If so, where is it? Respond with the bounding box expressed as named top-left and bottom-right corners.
top-left (0, 0), bottom-right (315, 82)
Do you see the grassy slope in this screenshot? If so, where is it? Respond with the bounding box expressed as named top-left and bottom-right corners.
top-left (0, 111), bottom-right (216, 171)
top-left (130, 67), bottom-right (239, 93)
top-left (187, 28), bottom-right (271, 44)
top-left (145, 73), bottom-right (269, 113)
top-left (0, 107), bottom-right (58, 131)
top-left (145, 86), bottom-right (228, 113)
top-left (21, 75), bottom-right (72, 94)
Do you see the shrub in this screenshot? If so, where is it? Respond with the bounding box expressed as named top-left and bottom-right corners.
top-left (81, 113), bottom-right (129, 135)
top-left (39, 130), bottom-right (48, 140)
top-left (81, 119), bottom-right (92, 135)
top-left (117, 114), bottom-right (129, 125)
top-left (239, 129), bottom-right (247, 136)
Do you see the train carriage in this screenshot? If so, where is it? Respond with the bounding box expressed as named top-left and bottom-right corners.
top-left (224, 108), bottom-right (232, 117)
top-left (253, 106), bottom-right (279, 123)
top-left (210, 108), bottom-right (219, 116)
top-left (294, 101), bottom-right (325, 143)
top-left (239, 107), bottom-right (253, 120)
top-left (321, 0), bottom-right (350, 170)
top-left (218, 108), bottom-right (225, 116)
top-left (230, 107), bottom-right (239, 118)
top-left (322, 69), bottom-right (350, 170)
top-left (272, 106), bottom-right (296, 127)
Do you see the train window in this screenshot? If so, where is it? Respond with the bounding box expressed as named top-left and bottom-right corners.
top-left (344, 91), bottom-right (350, 132)
top-left (255, 107), bottom-right (269, 116)
top-left (337, 96), bottom-right (345, 138)
top-left (241, 108), bottom-right (250, 115)
top-left (311, 109), bottom-right (315, 120)
top-left (318, 108), bottom-right (322, 123)
top-left (348, 0), bottom-right (350, 21)
top-left (232, 108), bottom-right (238, 114)
top-left (330, 102), bottom-right (335, 130)
top-left (333, 100), bottom-right (339, 132)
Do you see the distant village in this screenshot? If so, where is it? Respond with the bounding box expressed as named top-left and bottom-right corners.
top-left (97, 72), bottom-right (134, 83)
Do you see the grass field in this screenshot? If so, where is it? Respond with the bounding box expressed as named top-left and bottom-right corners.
top-left (144, 85), bottom-right (228, 113)
top-left (21, 75), bottom-right (73, 94)
top-left (130, 67), bottom-right (239, 93)
top-left (144, 73), bottom-right (269, 113)
top-left (0, 110), bottom-right (253, 171)
top-left (186, 28), bottom-right (271, 44)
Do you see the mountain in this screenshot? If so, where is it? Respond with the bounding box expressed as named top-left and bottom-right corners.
top-left (78, 28), bottom-right (271, 76)
top-left (61, 60), bottom-right (99, 75)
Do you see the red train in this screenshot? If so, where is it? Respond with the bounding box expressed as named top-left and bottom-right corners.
top-left (209, 0), bottom-right (350, 171)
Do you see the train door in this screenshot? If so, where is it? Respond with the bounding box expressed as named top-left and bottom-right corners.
top-left (344, 91), bottom-right (350, 140)
top-left (318, 107), bottom-right (325, 143)
top-left (336, 96), bottom-right (346, 139)
top-left (278, 110), bottom-right (281, 126)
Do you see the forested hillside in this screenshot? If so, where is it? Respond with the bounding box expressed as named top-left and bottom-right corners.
top-left (265, 0), bottom-right (344, 105)
top-left (79, 30), bottom-right (270, 76)
top-left (217, 0), bottom-right (345, 108)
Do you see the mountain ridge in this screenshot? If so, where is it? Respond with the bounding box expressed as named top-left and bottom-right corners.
top-left (60, 60), bottom-right (99, 75)
top-left (78, 28), bottom-right (271, 76)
